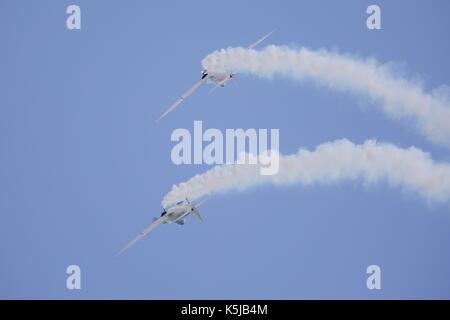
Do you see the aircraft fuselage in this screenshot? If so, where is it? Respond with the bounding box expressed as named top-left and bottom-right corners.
top-left (160, 203), bottom-right (194, 225)
top-left (202, 69), bottom-right (232, 86)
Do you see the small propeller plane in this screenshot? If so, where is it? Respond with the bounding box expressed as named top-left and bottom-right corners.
top-left (116, 198), bottom-right (207, 256)
top-left (156, 30), bottom-right (275, 122)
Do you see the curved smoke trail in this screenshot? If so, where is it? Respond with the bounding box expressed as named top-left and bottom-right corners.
top-left (201, 46), bottom-right (450, 148)
top-left (162, 139), bottom-right (450, 207)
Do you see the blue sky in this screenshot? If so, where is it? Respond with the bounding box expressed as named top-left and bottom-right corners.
top-left (1, 0), bottom-right (450, 299)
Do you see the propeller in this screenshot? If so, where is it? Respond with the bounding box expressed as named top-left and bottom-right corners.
top-left (192, 206), bottom-right (204, 222)
top-left (189, 198), bottom-right (207, 222)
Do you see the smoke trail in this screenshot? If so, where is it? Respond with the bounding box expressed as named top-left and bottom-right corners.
top-left (202, 46), bottom-right (450, 148)
top-left (162, 139), bottom-right (450, 207)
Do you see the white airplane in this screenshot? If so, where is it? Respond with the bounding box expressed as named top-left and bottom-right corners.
top-left (156, 30), bottom-right (275, 122)
top-left (116, 198), bottom-right (206, 256)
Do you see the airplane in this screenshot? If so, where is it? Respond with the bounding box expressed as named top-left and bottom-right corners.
top-left (116, 198), bottom-right (207, 256)
top-left (156, 30), bottom-right (275, 122)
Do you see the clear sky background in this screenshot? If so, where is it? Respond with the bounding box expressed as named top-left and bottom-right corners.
top-left (1, 0), bottom-right (450, 299)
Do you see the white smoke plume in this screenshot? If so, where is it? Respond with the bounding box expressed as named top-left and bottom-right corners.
top-left (202, 46), bottom-right (450, 148)
top-left (162, 139), bottom-right (450, 207)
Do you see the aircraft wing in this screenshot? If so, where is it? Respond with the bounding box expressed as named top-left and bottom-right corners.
top-left (157, 78), bottom-right (207, 122)
top-left (248, 30), bottom-right (275, 50)
top-left (115, 215), bottom-right (167, 257)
